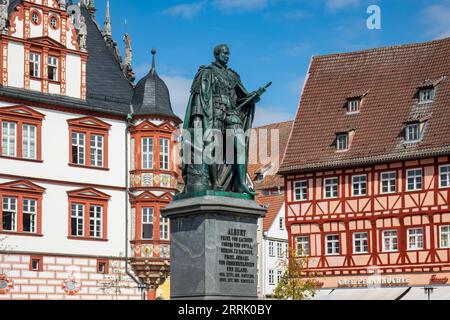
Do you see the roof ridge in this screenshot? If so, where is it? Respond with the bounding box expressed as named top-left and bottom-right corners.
top-left (254, 119), bottom-right (294, 130)
top-left (313, 37), bottom-right (450, 60)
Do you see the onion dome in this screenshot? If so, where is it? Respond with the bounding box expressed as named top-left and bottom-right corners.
top-left (132, 49), bottom-right (178, 119)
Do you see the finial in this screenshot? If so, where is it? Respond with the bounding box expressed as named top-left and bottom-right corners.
top-left (151, 49), bottom-right (156, 72)
top-left (104, 0), bottom-right (112, 38)
top-left (89, 0), bottom-right (96, 15)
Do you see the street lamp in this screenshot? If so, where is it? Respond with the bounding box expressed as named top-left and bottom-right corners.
top-left (424, 285), bottom-right (436, 301)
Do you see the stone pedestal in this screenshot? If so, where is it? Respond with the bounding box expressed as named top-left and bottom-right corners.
top-left (161, 195), bottom-right (266, 300)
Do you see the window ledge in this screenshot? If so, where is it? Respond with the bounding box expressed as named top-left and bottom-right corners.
top-left (67, 236), bottom-right (109, 242)
top-left (68, 163), bottom-right (110, 171)
top-left (0, 231), bottom-right (43, 237)
top-left (48, 80), bottom-right (61, 85)
top-left (0, 156), bottom-right (43, 163)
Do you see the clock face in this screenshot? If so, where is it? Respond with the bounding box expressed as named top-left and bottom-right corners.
top-left (0, 280), bottom-right (8, 289)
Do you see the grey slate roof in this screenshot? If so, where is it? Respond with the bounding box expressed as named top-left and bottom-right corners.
top-left (80, 5), bottom-right (133, 115)
top-left (132, 64), bottom-right (178, 119)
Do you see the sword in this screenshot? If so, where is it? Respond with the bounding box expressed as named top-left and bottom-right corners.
top-left (236, 81), bottom-right (272, 110)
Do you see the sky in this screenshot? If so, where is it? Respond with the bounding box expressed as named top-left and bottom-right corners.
top-left (91, 0), bottom-right (450, 126)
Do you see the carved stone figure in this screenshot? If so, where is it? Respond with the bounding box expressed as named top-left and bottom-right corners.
top-left (58, 0), bottom-right (66, 10)
top-left (123, 33), bottom-right (133, 67)
top-left (78, 16), bottom-right (87, 51)
top-left (0, 0), bottom-right (9, 35)
top-left (182, 44), bottom-right (270, 196)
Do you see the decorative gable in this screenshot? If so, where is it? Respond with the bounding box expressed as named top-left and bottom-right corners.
top-left (0, 105), bottom-right (45, 121)
top-left (28, 36), bottom-right (67, 49)
top-left (67, 117), bottom-right (111, 131)
top-left (132, 120), bottom-right (176, 134)
top-left (0, 180), bottom-right (46, 194)
top-left (67, 188), bottom-right (111, 201)
top-left (130, 191), bottom-right (173, 203)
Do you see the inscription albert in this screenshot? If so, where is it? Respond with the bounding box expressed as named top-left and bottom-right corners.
top-left (218, 228), bottom-right (255, 284)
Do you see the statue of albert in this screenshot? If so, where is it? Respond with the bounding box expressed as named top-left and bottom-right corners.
top-left (182, 44), bottom-right (271, 197)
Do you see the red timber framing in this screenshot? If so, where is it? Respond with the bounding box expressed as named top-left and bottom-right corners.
top-left (67, 188), bottom-right (110, 242)
top-left (0, 180), bottom-right (45, 236)
top-left (67, 116), bottom-right (111, 170)
top-left (2, 0), bottom-right (86, 97)
top-left (129, 191), bottom-right (173, 255)
top-left (285, 156), bottom-right (450, 276)
top-left (130, 119), bottom-right (178, 191)
top-left (0, 105), bottom-right (45, 162)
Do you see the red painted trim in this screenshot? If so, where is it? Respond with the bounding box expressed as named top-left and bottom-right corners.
top-left (96, 258), bottom-right (110, 274)
top-left (68, 116), bottom-right (110, 170)
top-left (0, 105), bottom-right (44, 161)
top-left (67, 189), bottom-right (110, 241)
top-left (29, 255), bottom-right (43, 272)
top-left (0, 173), bottom-right (125, 191)
top-left (0, 180), bottom-right (44, 235)
top-left (30, 9), bottom-right (42, 26)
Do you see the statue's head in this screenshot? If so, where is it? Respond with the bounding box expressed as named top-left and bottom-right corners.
top-left (213, 44), bottom-right (230, 67)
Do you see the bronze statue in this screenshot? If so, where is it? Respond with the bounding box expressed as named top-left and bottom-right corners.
top-left (182, 44), bottom-right (271, 197)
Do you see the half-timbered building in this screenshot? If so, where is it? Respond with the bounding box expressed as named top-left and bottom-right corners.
top-left (279, 37), bottom-right (450, 299)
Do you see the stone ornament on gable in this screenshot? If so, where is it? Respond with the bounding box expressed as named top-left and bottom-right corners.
top-left (0, 0), bottom-right (10, 35)
top-left (58, 0), bottom-right (66, 10)
top-left (78, 16), bottom-right (87, 52)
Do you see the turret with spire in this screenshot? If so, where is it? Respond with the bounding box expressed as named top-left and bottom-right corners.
top-left (131, 49), bottom-right (177, 118)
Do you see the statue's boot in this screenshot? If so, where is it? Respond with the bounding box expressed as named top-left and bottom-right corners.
top-left (210, 165), bottom-right (224, 192)
top-left (238, 164), bottom-right (257, 196)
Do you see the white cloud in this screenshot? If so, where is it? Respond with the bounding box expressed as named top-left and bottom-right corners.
top-left (325, 0), bottom-right (359, 12)
top-left (161, 75), bottom-right (192, 119)
top-left (252, 106), bottom-right (293, 127)
top-left (162, 1), bottom-right (207, 19)
top-left (213, 0), bottom-right (269, 12)
top-left (423, 3), bottom-right (450, 39)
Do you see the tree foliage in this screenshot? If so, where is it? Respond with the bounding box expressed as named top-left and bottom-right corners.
top-left (273, 248), bottom-right (320, 300)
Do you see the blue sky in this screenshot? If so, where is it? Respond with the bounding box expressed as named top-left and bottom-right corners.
top-left (92, 0), bottom-right (450, 126)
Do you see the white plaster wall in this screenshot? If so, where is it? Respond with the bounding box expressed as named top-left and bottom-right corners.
top-left (7, 42), bottom-right (24, 88)
top-left (268, 205), bottom-right (288, 240)
top-left (29, 9), bottom-right (43, 38)
top-left (48, 15), bottom-right (61, 42)
top-left (48, 82), bottom-right (60, 94)
top-left (263, 204), bottom-right (288, 296)
top-left (65, 53), bottom-right (81, 99)
top-left (0, 102), bottom-right (127, 187)
top-left (0, 179), bottom-right (127, 257)
top-left (34, 0), bottom-right (43, 5)
top-left (30, 79), bottom-right (41, 92)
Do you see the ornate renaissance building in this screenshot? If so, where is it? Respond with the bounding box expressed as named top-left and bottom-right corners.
top-left (0, 0), bottom-right (180, 300)
top-left (280, 37), bottom-right (450, 299)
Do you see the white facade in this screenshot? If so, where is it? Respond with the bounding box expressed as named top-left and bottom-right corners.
top-left (259, 204), bottom-right (288, 298)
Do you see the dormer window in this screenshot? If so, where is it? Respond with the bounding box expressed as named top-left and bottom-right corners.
top-left (256, 173), bottom-right (264, 182)
top-left (405, 123), bottom-right (423, 142)
top-left (419, 88), bottom-right (435, 103)
top-left (337, 133), bottom-right (349, 151)
top-left (347, 99), bottom-right (360, 114)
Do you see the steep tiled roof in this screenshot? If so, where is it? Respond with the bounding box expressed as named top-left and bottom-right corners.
top-left (248, 120), bottom-right (293, 190)
top-left (257, 194), bottom-right (284, 232)
top-left (280, 37), bottom-right (450, 174)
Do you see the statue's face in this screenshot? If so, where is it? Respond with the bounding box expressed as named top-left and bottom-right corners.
top-left (216, 46), bottom-right (230, 67)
